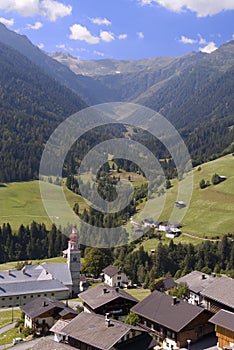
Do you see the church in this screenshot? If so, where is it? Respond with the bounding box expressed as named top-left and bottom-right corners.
top-left (0, 225), bottom-right (80, 308)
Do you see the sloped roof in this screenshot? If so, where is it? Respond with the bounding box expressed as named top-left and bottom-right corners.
top-left (201, 276), bottom-right (234, 309)
top-left (131, 290), bottom-right (205, 332)
top-left (50, 319), bottom-right (71, 335)
top-left (21, 296), bottom-right (78, 319)
top-left (31, 338), bottom-right (75, 350)
top-left (78, 284), bottom-right (138, 310)
top-left (209, 309), bottom-right (234, 332)
top-left (61, 312), bottom-right (145, 350)
top-left (103, 265), bottom-right (120, 277)
top-left (176, 270), bottom-right (218, 294)
top-left (0, 265), bottom-right (44, 282)
top-left (0, 279), bottom-right (68, 297)
top-left (41, 263), bottom-right (72, 286)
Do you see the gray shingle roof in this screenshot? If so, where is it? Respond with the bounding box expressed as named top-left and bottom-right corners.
top-left (50, 319), bottom-right (71, 335)
top-left (176, 271), bottom-right (218, 294)
top-left (0, 279), bottom-right (69, 296)
top-left (61, 312), bottom-right (144, 350)
top-left (78, 284), bottom-right (138, 310)
top-left (31, 338), bottom-right (75, 350)
top-left (0, 265), bottom-right (43, 282)
top-left (41, 263), bottom-right (72, 286)
top-left (201, 276), bottom-right (234, 308)
top-left (102, 265), bottom-right (120, 277)
top-left (131, 290), bottom-right (205, 332)
top-left (21, 296), bottom-right (77, 319)
top-left (209, 309), bottom-right (234, 332)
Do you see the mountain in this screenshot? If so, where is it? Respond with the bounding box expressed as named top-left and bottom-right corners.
top-left (0, 23), bottom-right (112, 105)
top-left (0, 41), bottom-right (86, 182)
top-left (0, 22), bottom-right (233, 176)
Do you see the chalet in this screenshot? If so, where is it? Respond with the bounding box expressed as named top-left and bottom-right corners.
top-left (131, 290), bottom-right (214, 349)
top-left (210, 309), bottom-right (234, 349)
top-left (176, 270), bottom-right (218, 305)
top-left (78, 283), bottom-right (138, 317)
top-left (51, 312), bottom-right (157, 350)
top-left (102, 265), bottom-right (129, 287)
top-left (201, 276), bottom-right (234, 314)
top-left (21, 296), bottom-right (78, 336)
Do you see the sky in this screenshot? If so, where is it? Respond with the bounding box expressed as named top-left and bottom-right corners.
top-left (0, 0), bottom-right (233, 60)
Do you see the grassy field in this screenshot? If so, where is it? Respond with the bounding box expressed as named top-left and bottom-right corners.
top-left (0, 154), bottom-right (233, 240)
top-left (125, 288), bottom-right (151, 301)
top-left (132, 154), bottom-right (234, 241)
top-left (0, 256), bottom-right (85, 272)
top-left (0, 309), bottom-right (21, 328)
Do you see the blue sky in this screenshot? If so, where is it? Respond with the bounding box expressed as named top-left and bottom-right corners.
top-left (0, 0), bottom-right (233, 60)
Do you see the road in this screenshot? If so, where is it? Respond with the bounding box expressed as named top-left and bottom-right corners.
top-left (182, 232), bottom-right (220, 242)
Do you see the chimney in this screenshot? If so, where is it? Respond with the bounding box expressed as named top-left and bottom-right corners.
top-left (22, 266), bottom-right (26, 275)
top-left (103, 288), bottom-right (108, 294)
top-left (201, 274), bottom-right (206, 280)
top-left (171, 296), bottom-right (177, 306)
top-left (43, 301), bottom-right (48, 307)
top-left (115, 287), bottom-right (119, 293)
top-left (105, 313), bottom-right (111, 327)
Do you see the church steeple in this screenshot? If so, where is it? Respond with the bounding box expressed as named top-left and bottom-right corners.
top-left (67, 224), bottom-right (80, 296)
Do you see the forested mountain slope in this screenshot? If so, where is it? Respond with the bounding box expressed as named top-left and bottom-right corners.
top-left (0, 42), bottom-right (86, 182)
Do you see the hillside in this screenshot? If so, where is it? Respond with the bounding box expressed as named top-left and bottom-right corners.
top-left (0, 154), bottom-right (233, 238)
top-left (0, 41), bottom-right (86, 182)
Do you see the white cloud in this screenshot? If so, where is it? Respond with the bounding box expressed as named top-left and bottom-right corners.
top-left (232, 34), bottom-right (234, 39)
top-left (38, 43), bottom-right (44, 49)
top-left (199, 41), bottom-right (218, 53)
top-left (118, 33), bottom-right (128, 40)
top-left (180, 35), bottom-right (197, 44)
top-left (27, 21), bottom-right (43, 30)
top-left (137, 31), bottom-right (144, 39)
top-left (69, 24), bottom-right (100, 44)
top-left (94, 50), bottom-right (105, 56)
top-left (0, 17), bottom-right (14, 26)
top-left (0, 0), bottom-right (72, 21)
top-left (140, 0), bottom-right (234, 17)
top-left (90, 17), bottom-right (111, 26)
top-left (100, 30), bottom-right (115, 42)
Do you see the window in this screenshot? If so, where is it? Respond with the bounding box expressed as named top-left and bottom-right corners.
top-left (117, 276), bottom-right (121, 280)
top-left (16, 297), bottom-right (19, 300)
top-left (9, 297), bottom-right (12, 300)
top-left (2, 298), bottom-right (5, 301)
top-left (23, 296), bottom-right (26, 299)
top-left (31, 295), bottom-right (33, 298)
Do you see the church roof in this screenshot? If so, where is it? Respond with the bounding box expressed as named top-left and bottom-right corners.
top-left (41, 262), bottom-right (72, 286)
top-left (0, 279), bottom-right (69, 296)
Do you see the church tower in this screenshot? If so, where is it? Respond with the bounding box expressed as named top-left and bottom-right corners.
top-left (67, 224), bottom-right (80, 296)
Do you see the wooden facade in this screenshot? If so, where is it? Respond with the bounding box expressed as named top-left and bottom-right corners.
top-left (216, 325), bottom-right (234, 349)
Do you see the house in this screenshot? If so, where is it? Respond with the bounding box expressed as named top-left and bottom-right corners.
top-left (21, 296), bottom-right (78, 336)
top-left (210, 309), bottom-right (234, 349)
top-left (143, 218), bottom-right (157, 227)
top-left (0, 225), bottom-right (80, 307)
top-left (201, 276), bottom-right (234, 314)
top-left (31, 337), bottom-right (75, 350)
top-left (51, 312), bottom-right (157, 350)
top-left (102, 265), bottom-right (129, 287)
top-left (176, 270), bottom-right (218, 305)
top-left (78, 283), bottom-right (138, 317)
top-left (131, 290), bottom-right (214, 349)
top-left (151, 277), bottom-right (176, 293)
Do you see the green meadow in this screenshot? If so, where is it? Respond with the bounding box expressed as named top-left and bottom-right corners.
top-left (0, 154), bottom-right (233, 241)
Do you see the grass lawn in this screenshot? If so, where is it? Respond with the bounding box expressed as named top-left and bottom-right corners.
top-left (0, 180), bottom-right (87, 231)
top-left (133, 154), bottom-right (234, 240)
top-left (0, 309), bottom-right (21, 329)
top-left (125, 288), bottom-right (151, 301)
top-left (0, 327), bottom-right (23, 346)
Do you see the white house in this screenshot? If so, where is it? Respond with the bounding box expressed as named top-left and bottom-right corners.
top-left (102, 265), bottom-right (129, 288)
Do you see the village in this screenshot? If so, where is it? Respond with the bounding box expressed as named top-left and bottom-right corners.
top-left (0, 225), bottom-right (234, 350)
